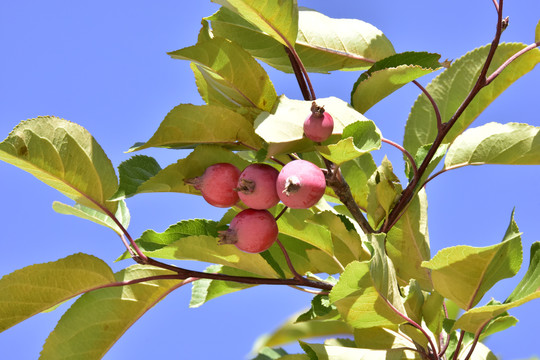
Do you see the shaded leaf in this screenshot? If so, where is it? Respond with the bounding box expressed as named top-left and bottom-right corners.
top-left (254, 96), bottom-right (371, 157)
top-left (445, 122), bottom-right (540, 168)
top-left (536, 20), bottom-right (540, 43)
top-left (386, 189), bottom-right (431, 289)
top-left (110, 155), bottom-right (162, 200)
top-left (351, 52), bottom-right (442, 113)
top-left (169, 37), bottom-right (277, 111)
top-left (422, 211), bottom-right (523, 309)
top-left (52, 200), bottom-right (130, 236)
top-left (0, 116), bottom-right (118, 213)
top-left (296, 295), bottom-right (339, 323)
top-left (212, 0), bottom-right (298, 47)
top-left (404, 43), bottom-right (540, 162)
top-left (0, 254), bottom-right (114, 333)
top-left (39, 265), bottom-right (180, 360)
top-left (209, 7), bottom-right (395, 73)
top-left (339, 153), bottom-right (377, 211)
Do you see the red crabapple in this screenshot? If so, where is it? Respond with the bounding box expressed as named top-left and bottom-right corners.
top-left (303, 101), bottom-right (334, 142)
top-left (276, 160), bottom-right (326, 209)
top-left (219, 209), bottom-right (278, 253)
top-left (235, 163), bottom-right (280, 209)
top-left (184, 163), bottom-right (240, 208)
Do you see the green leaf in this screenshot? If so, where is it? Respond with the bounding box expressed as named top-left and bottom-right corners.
top-left (252, 315), bottom-right (352, 353)
top-left (506, 241), bottom-right (540, 302)
top-left (0, 116), bottom-right (118, 213)
top-left (444, 122), bottom-right (540, 168)
top-left (422, 211), bottom-right (523, 309)
top-left (251, 347), bottom-right (290, 360)
top-left (296, 295), bottom-right (339, 322)
top-left (189, 264), bottom-right (254, 308)
top-left (403, 280), bottom-right (424, 325)
top-left (340, 154), bottom-right (377, 211)
top-left (404, 43), bottom-right (540, 161)
top-left (52, 200), bottom-right (130, 236)
top-left (122, 145), bottom-right (250, 197)
top-left (479, 314), bottom-right (518, 340)
top-left (407, 142), bottom-right (449, 182)
top-left (366, 157), bottom-right (402, 228)
top-left (130, 227), bottom-right (279, 277)
top-left (254, 96), bottom-right (371, 157)
top-left (422, 291), bottom-right (444, 336)
top-left (329, 235), bottom-right (406, 329)
top-left (535, 20), bottom-right (540, 43)
top-left (455, 341), bottom-right (498, 360)
top-left (276, 206), bottom-right (334, 256)
top-left (386, 189), bottom-right (431, 290)
top-left (298, 342), bottom-right (420, 359)
top-left (0, 253), bottom-right (114, 333)
top-left (212, 0), bottom-right (298, 47)
top-left (209, 7), bottom-right (395, 73)
top-left (354, 326), bottom-right (416, 351)
top-left (351, 52), bottom-right (442, 113)
top-left (39, 265), bottom-right (180, 360)
top-left (453, 291), bottom-right (539, 334)
top-left (168, 37), bottom-right (277, 112)
top-left (316, 121), bottom-right (382, 165)
top-left (130, 104), bottom-right (263, 152)
top-left (110, 155), bottom-right (162, 200)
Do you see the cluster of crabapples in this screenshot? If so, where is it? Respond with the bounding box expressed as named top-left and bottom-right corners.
top-left (185, 102), bottom-right (334, 254)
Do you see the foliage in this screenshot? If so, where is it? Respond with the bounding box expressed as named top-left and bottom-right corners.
top-left (1, 1), bottom-right (539, 359)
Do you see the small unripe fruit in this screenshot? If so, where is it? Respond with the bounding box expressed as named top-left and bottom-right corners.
top-left (219, 209), bottom-right (278, 253)
top-left (303, 101), bottom-right (334, 142)
top-left (235, 163), bottom-right (280, 210)
top-left (276, 160), bottom-right (326, 209)
top-left (184, 163), bottom-right (240, 208)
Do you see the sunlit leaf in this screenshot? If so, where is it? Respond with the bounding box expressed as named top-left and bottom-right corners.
top-left (444, 122), bottom-right (540, 168)
top-left (169, 37), bottom-right (277, 111)
top-left (340, 154), bottom-right (377, 211)
top-left (254, 96), bottom-right (371, 157)
top-left (351, 52), bottom-right (442, 113)
top-left (404, 43), bottom-right (540, 162)
top-left (386, 189), bottom-right (431, 289)
top-left (0, 117), bottom-right (118, 213)
top-left (316, 121), bottom-right (382, 165)
top-left (189, 264), bottom-right (254, 308)
top-left (52, 200), bottom-right (130, 235)
top-left (252, 313), bottom-right (352, 353)
top-left (209, 7), bottom-right (395, 73)
top-left (0, 254), bottom-right (114, 333)
top-left (212, 0), bottom-right (298, 47)
top-left (366, 157), bottom-right (402, 228)
top-left (535, 20), bottom-right (540, 43)
top-left (422, 211), bottom-right (523, 309)
top-left (506, 241), bottom-right (540, 302)
top-left (329, 235), bottom-right (405, 329)
top-left (119, 145), bottom-right (250, 198)
top-left (298, 341), bottom-right (420, 359)
top-left (130, 104), bottom-right (263, 152)
top-left (39, 265), bottom-right (180, 360)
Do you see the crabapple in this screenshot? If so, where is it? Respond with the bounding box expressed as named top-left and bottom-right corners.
top-left (276, 160), bottom-right (326, 209)
top-left (303, 101), bottom-right (334, 142)
top-left (184, 163), bottom-right (240, 208)
top-left (235, 163), bottom-right (280, 209)
top-left (219, 209), bottom-right (278, 253)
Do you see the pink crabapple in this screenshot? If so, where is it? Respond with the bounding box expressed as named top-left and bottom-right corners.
top-left (276, 159), bottom-right (326, 209)
top-left (184, 162), bottom-right (240, 208)
top-left (235, 163), bottom-right (280, 210)
top-left (218, 209), bottom-right (278, 253)
top-left (303, 101), bottom-right (334, 142)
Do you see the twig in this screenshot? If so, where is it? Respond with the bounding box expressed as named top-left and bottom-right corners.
top-left (462, 320), bottom-right (491, 360)
top-left (382, 137), bottom-right (418, 177)
top-left (276, 238), bottom-right (304, 280)
top-left (452, 330), bottom-right (466, 360)
top-left (485, 41), bottom-right (540, 86)
top-left (381, 0), bottom-right (506, 233)
top-left (412, 80), bottom-right (443, 132)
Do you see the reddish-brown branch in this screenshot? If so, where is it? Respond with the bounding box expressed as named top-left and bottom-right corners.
top-left (382, 137), bottom-right (418, 177)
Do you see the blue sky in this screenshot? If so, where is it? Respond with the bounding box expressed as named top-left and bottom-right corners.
top-left (0, 1), bottom-right (539, 359)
